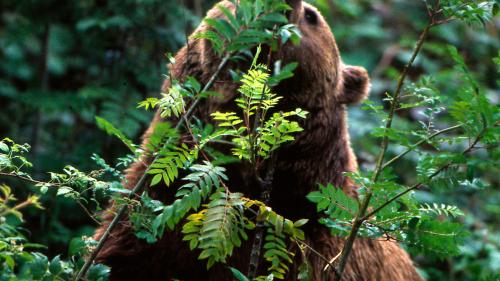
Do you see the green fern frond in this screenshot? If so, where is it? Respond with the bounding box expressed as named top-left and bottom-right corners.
top-left (212, 61), bottom-right (307, 161)
top-left (407, 218), bottom-right (468, 257)
top-left (419, 203), bottom-right (464, 218)
top-left (146, 122), bottom-right (181, 152)
top-left (245, 199), bottom-right (307, 240)
top-left (182, 191), bottom-right (254, 269)
top-left (237, 66), bottom-right (273, 116)
top-left (263, 227), bottom-right (294, 279)
top-left (306, 183), bottom-right (358, 221)
top-left (146, 143), bottom-right (194, 187)
top-left (177, 161), bottom-right (227, 200)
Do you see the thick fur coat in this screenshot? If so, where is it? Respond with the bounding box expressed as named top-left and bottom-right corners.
top-left (94, 1), bottom-right (423, 280)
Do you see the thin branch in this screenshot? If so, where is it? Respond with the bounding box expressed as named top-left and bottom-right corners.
top-left (251, 45), bottom-right (274, 167)
top-left (362, 165), bottom-right (448, 222)
top-left (179, 105), bottom-right (231, 194)
top-left (76, 200), bottom-right (102, 225)
top-left (332, 199), bottom-right (370, 281)
top-left (184, 53), bottom-right (233, 122)
top-left (381, 124), bottom-right (462, 170)
top-left (363, 129), bottom-right (485, 221)
top-left (75, 53), bottom-right (232, 281)
top-left (364, 221), bottom-right (400, 242)
top-left (293, 240), bottom-right (340, 277)
top-left (0, 198), bottom-right (37, 217)
top-left (1, 171), bottom-right (103, 225)
top-left (333, 14), bottom-right (435, 281)
top-left (371, 20), bottom-right (433, 183)
top-left (424, 0), bottom-right (433, 17)
top-left (0, 172), bottom-right (58, 187)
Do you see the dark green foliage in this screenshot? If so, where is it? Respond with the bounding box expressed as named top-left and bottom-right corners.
top-left (195, 0), bottom-right (300, 54)
top-left (407, 219), bottom-right (467, 256)
top-left (0, 182), bottom-right (109, 281)
top-left (0, 0), bottom-right (213, 263)
top-left (439, 0), bottom-right (495, 24)
top-left (308, 37), bottom-right (497, 259)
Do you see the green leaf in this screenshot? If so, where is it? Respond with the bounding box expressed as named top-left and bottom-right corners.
top-left (95, 116), bottom-right (137, 154)
top-left (229, 267), bottom-right (250, 281)
top-left (309, 184), bottom-right (358, 218)
top-left (56, 186), bottom-right (73, 196)
top-left (408, 219), bottom-right (468, 257)
top-left (0, 141), bottom-right (9, 153)
top-left (293, 219), bottom-right (308, 228)
top-left (48, 255), bottom-right (62, 275)
top-left (205, 18), bottom-right (236, 40)
top-left (259, 13), bottom-right (288, 23)
top-left (68, 238), bottom-right (86, 256)
top-left (29, 253), bottom-right (49, 279)
top-left (87, 263), bottom-right (111, 281)
top-left (150, 174), bottom-right (162, 186)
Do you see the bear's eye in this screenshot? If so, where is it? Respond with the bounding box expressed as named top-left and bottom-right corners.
top-left (304, 8), bottom-right (318, 25)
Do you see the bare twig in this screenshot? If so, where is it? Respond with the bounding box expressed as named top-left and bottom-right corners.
top-left (76, 200), bottom-right (102, 225)
top-left (0, 172), bottom-right (60, 187)
top-left (381, 124), bottom-right (462, 170)
top-left (292, 239), bottom-right (340, 276)
top-left (74, 53), bottom-right (232, 281)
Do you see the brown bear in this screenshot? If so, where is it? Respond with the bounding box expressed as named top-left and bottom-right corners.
top-left (94, 1), bottom-right (423, 280)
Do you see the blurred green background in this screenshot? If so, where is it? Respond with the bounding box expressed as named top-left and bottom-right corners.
top-left (0, 0), bottom-right (498, 280)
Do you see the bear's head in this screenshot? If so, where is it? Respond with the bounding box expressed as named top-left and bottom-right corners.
top-left (185, 0), bottom-right (370, 115)
top-left (276, 0), bottom-right (371, 111)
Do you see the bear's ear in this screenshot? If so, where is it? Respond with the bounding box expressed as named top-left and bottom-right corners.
top-left (338, 65), bottom-right (370, 105)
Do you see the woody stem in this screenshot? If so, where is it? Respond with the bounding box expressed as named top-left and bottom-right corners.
top-left (332, 18), bottom-right (434, 281)
top-left (247, 154), bottom-right (278, 279)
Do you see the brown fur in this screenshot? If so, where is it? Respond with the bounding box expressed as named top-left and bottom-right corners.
top-left (94, 1), bottom-right (423, 280)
